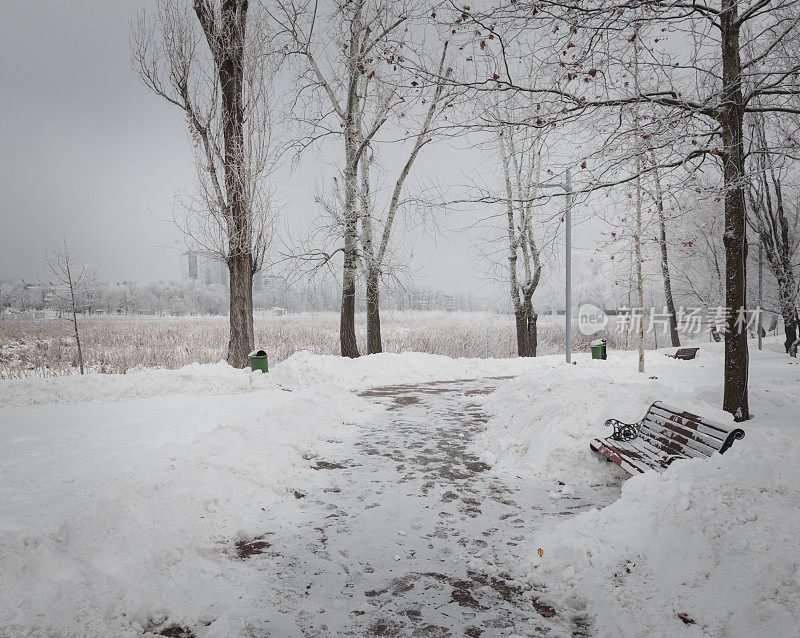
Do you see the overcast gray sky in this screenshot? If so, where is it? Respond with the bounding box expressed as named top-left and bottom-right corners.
top-left (0, 2), bottom-right (209, 283)
top-left (0, 1), bottom-right (595, 303)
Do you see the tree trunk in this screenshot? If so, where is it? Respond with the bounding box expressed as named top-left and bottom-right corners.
top-left (514, 306), bottom-right (531, 356)
top-left (366, 267), bottom-right (382, 354)
top-left (720, 0), bottom-right (749, 420)
top-left (651, 160), bottom-right (680, 347)
top-left (659, 217), bottom-right (681, 347)
top-left (227, 254), bottom-right (254, 367)
top-left (340, 252), bottom-right (359, 358)
top-left (67, 262), bottom-right (84, 375)
top-left (500, 135), bottom-right (535, 359)
top-left (777, 268), bottom-right (799, 356)
top-left (782, 307), bottom-right (798, 357)
top-left (72, 311), bottom-right (84, 375)
top-left (340, 158), bottom-right (361, 358)
top-left (635, 160), bottom-right (645, 374)
top-left (769, 181), bottom-right (798, 357)
top-left (526, 298), bottom-right (538, 357)
top-left (359, 145), bottom-right (382, 355)
top-left (632, 35), bottom-right (645, 373)
top-left (788, 326), bottom-right (799, 358)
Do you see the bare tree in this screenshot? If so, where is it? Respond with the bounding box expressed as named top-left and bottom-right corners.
top-left (271, 0), bottom-right (412, 358)
top-left (45, 242), bottom-right (86, 375)
top-left (673, 192), bottom-right (727, 309)
top-left (133, 0), bottom-right (277, 367)
top-left (630, 26), bottom-right (648, 373)
top-left (649, 152), bottom-right (681, 347)
top-left (492, 116), bottom-right (549, 356)
top-left (358, 44), bottom-right (453, 354)
top-left (747, 112), bottom-right (800, 356)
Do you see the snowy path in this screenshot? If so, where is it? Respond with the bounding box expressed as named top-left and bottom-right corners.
top-left (245, 378), bottom-right (619, 637)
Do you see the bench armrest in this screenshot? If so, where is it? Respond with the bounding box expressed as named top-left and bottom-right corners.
top-left (605, 418), bottom-right (640, 442)
top-left (720, 428), bottom-right (745, 453)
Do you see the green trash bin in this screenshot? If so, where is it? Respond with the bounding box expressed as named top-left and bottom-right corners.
top-left (248, 349), bottom-right (269, 373)
top-left (590, 339), bottom-right (607, 360)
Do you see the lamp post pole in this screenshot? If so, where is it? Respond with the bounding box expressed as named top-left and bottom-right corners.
top-left (565, 169), bottom-right (572, 364)
top-left (758, 238), bottom-right (763, 351)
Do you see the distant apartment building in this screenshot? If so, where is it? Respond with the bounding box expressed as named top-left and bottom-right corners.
top-left (180, 250), bottom-right (286, 296)
top-left (440, 293), bottom-right (456, 311)
top-left (181, 251), bottom-right (228, 287)
top-left (408, 288), bottom-right (460, 311)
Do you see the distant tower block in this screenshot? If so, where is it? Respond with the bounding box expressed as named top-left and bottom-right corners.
top-left (181, 250), bottom-right (228, 287)
top-left (187, 251), bottom-right (198, 280)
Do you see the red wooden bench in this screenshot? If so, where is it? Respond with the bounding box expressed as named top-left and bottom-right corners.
top-left (590, 402), bottom-right (745, 475)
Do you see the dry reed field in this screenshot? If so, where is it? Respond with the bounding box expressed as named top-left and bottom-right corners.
top-left (0, 311), bottom-right (646, 379)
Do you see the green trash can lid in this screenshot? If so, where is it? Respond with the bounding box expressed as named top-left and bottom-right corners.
top-left (590, 339), bottom-right (606, 347)
top-left (249, 349), bottom-right (267, 357)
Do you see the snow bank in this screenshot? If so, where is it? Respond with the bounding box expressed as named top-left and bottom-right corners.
top-left (0, 361), bottom-right (279, 407)
top-left (473, 340), bottom-right (800, 636)
top-left (0, 363), bottom-right (374, 636)
top-left (274, 349), bottom-right (536, 391)
top-left (0, 350), bottom-right (539, 409)
top-left (525, 443), bottom-right (800, 637)
top-left (472, 349), bottom-right (727, 486)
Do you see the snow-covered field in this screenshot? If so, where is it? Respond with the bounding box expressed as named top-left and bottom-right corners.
top-left (0, 341), bottom-right (797, 636)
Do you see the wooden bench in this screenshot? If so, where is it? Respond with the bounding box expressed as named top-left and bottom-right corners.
top-left (590, 402), bottom-right (745, 475)
top-left (664, 347), bottom-right (699, 360)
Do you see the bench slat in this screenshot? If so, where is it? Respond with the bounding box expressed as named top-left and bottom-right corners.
top-left (641, 423), bottom-right (717, 458)
top-left (648, 407), bottom-right (729, 444)
top-left (604, 437), bottom-right (669, 469)
top-left (637, 427), bottom-right (708, 460)
top-left (590, 438), bottom-right (649, 474)
top-left (604, 433), bottom-right (691, 470)
top-left (650, 405), bottom-right (728, 438)
top-left (643, 412), bottom-right (725, 450)
top-left (640, 416), bottom-right (720, 457)
top-left (651, 402), bottom-right (732, 437)
top-left (639, 431), bottom-right (710, 461)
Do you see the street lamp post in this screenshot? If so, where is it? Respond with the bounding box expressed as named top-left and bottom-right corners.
top-left (565, 169), bottom-right (572, 364)
top-left (758, 239), bottom-right (763, 351)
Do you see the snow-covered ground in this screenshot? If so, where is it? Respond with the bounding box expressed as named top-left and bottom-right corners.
top-left (0, 352), bottom-right (537, 637)
top-left (473, 338), bottom-right (800, 637)
top-left (0, 363), bottom-right (374, 636)
top-left (0, 342), bottom-right (797, 636)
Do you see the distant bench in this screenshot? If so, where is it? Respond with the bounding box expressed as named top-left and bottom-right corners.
top-left (590, 402), bottom-right (745, 475)
top-left (671, 347), bottom-right (699, 360)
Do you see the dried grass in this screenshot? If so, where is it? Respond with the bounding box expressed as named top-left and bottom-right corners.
top-left (0, 311), bottom-right (651, 379)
